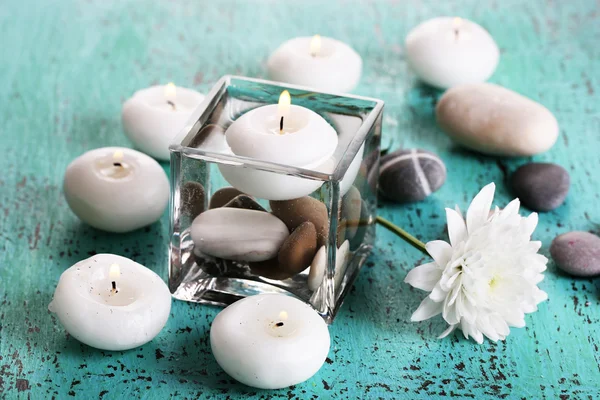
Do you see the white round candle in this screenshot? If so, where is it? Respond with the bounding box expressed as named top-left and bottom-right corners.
top-left (210, 294), bottom-right (330, 389)
top-left (48, 254), bottom-right (171, 351)
top-left (405, 17), bottom-right (499, 89)
top-left (218, 91), bottom-right (339, 200)
top-left (122, 83), bottom-right (204, 160)
top-left (63, 147), bottom-right (169, 233)
top-left (268, 35), bottom-right (362, 93)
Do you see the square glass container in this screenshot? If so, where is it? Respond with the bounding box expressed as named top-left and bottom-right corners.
top-left (169, 76), bottom-right (383, 323)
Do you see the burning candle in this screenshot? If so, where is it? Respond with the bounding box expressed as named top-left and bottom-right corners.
top-left (405, 17), bottom-right (500, 89)
top-left (122, 83), bottom-right (204, 160)
top-left (48, 254), bottom-right (171, 351)
top-left (210, 294), bottom-right (330, 389)
top-left (219, 90), bottom-right (338, 200)
top-left (268, 35), bottom-right (362, 93)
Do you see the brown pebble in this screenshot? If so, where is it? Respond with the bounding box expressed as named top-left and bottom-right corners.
top-left (224, 195), bottom-right (266, 212)
top-left (181, 182), bottom-right (205, 220)
top-left (249, 258), bottom-right (291, 280)
top-left (278, 221), bottom-right (318, 277)
top-left (209, 187), bottom-right (245, 209)
top-left (270, 197), bottom-right (329, 247)
top-left (249, 222), bottom-right (318, 281)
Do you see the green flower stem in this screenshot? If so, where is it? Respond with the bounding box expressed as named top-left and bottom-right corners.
top-left (376, 216), bottom-right (429, 255)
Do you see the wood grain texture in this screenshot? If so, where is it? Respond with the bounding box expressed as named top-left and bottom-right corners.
top-left (1, 0), bottom-right (599, 398)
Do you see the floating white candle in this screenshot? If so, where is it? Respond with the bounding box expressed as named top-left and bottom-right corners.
top-left (63, 147), bottom-right (169, 233)
top-left (405, 17), bottom-right (499, 89)
top-left (268, 35), bottom-right (362, 93)
top-left (122, 83), bottom-right (204, 160)
top-left (210, 294), bottom-right (330, 389)
top-left (219, 91), bottom-right (338, 200)
top-left (48, 254), bottom-right (171, 351)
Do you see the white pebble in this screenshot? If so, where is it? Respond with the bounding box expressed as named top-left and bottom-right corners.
top-left (191, 208), bottom-right (289, 262)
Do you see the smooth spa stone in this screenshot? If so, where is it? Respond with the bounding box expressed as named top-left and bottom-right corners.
top-left (209, 187), bottom-right (245, 209)
top-left (191, 208), bottom-right (289, 262)
top-left (63, 147), bottom-right (170, 233)
top-left (250, 221), bottom-right (318, 280)
top-left (308, 246), bottom-right (327, 291)
top-left (510, 163), bottom-right (570, 212)
top-left (180, 181), bottom-right (205, 220)
top-left (270, 197), bottom-right (329, 247)
top-left (405, 17), bottom-right (499, 89)
top-left (379, 149), bottom-right (446, 203)
top-left (223, 194), bottom-right (267, 212)
top-left (210, 294), bottom-right (330, 389)
top-left (307, 240), bottom-right (350, 292)
top-left (550, 232), bottom-right (600, 277)
top-left (341, 186), bottom-right (363, 239)
top-left (278, 221), bottom-right (318, 275)
top-left (436, 83), bottom-right (559, 156)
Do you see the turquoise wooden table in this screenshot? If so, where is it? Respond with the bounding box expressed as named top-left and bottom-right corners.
top-left (1, 0), bottom-right (599, 398)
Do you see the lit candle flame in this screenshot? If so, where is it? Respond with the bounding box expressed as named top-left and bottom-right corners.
top-left (278, 311), bottom-right (288, 321)
top-left (277, 90), bottom-right (291, 134)
top-left (310, 34), bottom-right (321, 57)
top-left (109, 263), bottom-right (120, 293)
top-left (452, 17), bottom-right (462, 40)
top-left (165, 82), bottom-right (177, 110)
top-left (278, 90), bottom-right (291, 115)
top-left (109, 263), bottom-right (120, 280)
top-left (113, 150), bottom-right (124, 162)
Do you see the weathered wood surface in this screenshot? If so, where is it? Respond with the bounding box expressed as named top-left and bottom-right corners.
top-left (1, 0), bottom-right (599, 398)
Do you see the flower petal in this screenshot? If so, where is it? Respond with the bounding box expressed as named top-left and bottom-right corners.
top-left (426, 240), bottom-right (453, 267)
top-left (411, 297), bottom-right (443, 322)
top-left (438, 324), bottom-right (457, 339)
top-left (466, 183), bottom-right (495, 234)
top-left (445, 208), bottom-right (468, 247)
top-left (429, 284), bottom-right (447, 302)
top-left (500, 198), bottom-right (520, 218)
top-left (522, 212), bottom-right (538, 237)
top-left (405, 262), bottom-right (441, 291)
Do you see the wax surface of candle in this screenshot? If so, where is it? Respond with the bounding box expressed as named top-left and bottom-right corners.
top-left (122, 84), bottom-right (204, 160)
top-left (405, 17), bottom-right (499, 89)
top-left (210, 294), bottom-right (330, 389)
top-left (268, 36), bottom-right (362, 93)
top-left (219, 92), bottom-right (339, 200)
top-left (63, 147), bottom-right (169, 233)
top-left (48, 254), bottom-right (171, 351)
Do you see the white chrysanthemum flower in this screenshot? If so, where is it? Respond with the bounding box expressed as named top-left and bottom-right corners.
top-left (405, 183), bottom-right (548, 344)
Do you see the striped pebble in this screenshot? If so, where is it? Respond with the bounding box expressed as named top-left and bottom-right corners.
top-left (379, 149), bottom-right (446, 203)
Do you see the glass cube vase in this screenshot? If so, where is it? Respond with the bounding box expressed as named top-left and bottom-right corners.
top-left (169, 75), bottom-right (383, 323)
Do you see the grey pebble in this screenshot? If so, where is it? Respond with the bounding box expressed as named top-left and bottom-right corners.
top-left (510, 163), bottom-right (570, 212)
top-left (379, 149), bottom-right (446, 203)
top-left (550, 231), bottom-right (600, 277)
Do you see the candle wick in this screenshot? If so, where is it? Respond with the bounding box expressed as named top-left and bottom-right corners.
top-left (167, 100), bottom-right (176, 110)
top-left (111, 281), bottom-right (118, 294)
top-left (113, 162), bottom-right (122, 168)
top-left (279, 116), bottom-right (284, 133)
top-left (275, 322), bottom-right (284, 327)
top-left (454, 28), bottom-right (459, 41)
